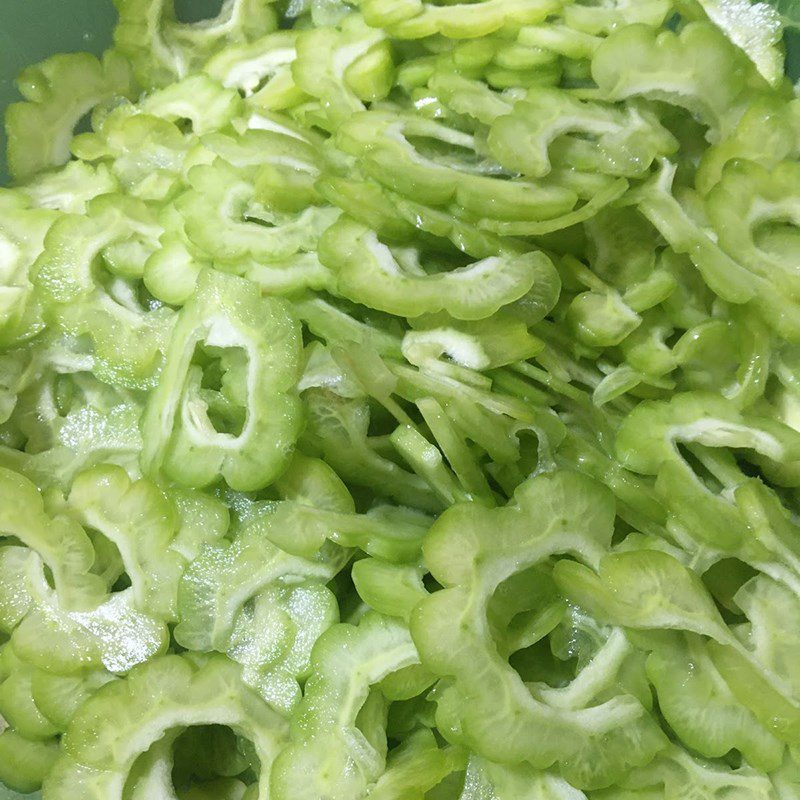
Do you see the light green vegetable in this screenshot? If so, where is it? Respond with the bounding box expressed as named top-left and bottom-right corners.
top-left (66, 464), bottom-right (186, 619)
top-left (204, 30), bottom-right (304, 110)
top-left (592, 22), bottom-right (772, 141)
top-left (113, 0), bottom-right (278, 88)
top-left (694, 0), bottom-right (784, 85)
top-left (335, 110), bottom-right (579, 221)
top-left (42, 654), bottom-right (288, 799)
top-left (487, 88), bottom-right (677, 179)
top-left (292, 13), bottom-right (394, 129)
top-left (31, 193), bottom-right (174, 388)
top-left (0, 190), bottom-right (58, 346)
top-left (5, 52), bottom-right (135, 181)
top-left (269, 613), bottom-right (421, 800)
top-left (140, 268), bottom-right (303, 491)
top-left (358, 0), bottom-right (559, 40)
top-left (319, 216), bottom-right (546, 320)
top-left (412, 471), bottom-right (666, 789)
top-left (2, 1), bottom-right (800, 798)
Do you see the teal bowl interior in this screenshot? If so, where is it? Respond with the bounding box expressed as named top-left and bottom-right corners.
top-left (0, 0), bottom-right (116, 184)
top-left (0, 0), bottom-right (224, 185)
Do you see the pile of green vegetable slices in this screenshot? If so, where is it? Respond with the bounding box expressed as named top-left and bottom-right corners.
top-left (2, 0), bottom-right (800, 797)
